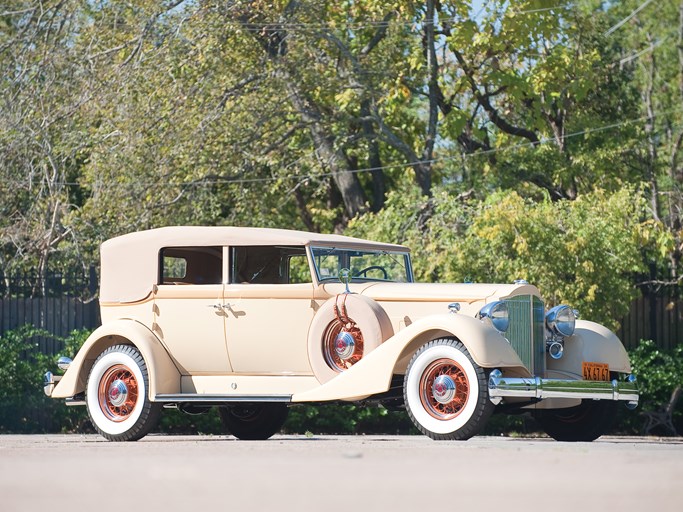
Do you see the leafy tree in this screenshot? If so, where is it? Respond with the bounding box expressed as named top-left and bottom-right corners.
top-left (0, 0), bottom-right (679, 332)
top-left (349, 186), bottom-right (659, 329)
top-left (601, 0), bottom-right (683, 288)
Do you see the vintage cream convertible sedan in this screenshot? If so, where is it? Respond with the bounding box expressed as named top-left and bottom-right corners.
top-left (44, 226), bottom-right (639, 441)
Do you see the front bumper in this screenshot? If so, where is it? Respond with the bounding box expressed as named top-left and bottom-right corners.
top-left (43, 371), bottom-right (60, 397)
top-left (488, 369), bottom-right (639, 407)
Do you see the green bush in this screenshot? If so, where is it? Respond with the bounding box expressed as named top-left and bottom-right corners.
top-left (0, 326), bottom-right (92, 433)
top-left (158, 407), bottom-right (224, 435)
top-left (622, 340), bottom-right (683, 435)
top-left (347, 187), bottom-right (659, 330)
top-left (283, 404), bottom-right (417, 435)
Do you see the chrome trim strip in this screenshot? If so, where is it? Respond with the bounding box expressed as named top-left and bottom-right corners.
top-left (65, 397), bottom-right (86, 406)
top-left (488, 369), bottom-right (639, 405)
top-left (154, 394), bottom-right (292, 403)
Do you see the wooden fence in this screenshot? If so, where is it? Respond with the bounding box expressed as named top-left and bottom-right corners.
top-left (0, 269), bottom-right (100, 354)
top-left (617, 293), bottom-right (683, 351)
top-left (0, 297), bottom-right (100, 354)
top-left (0, 268), bottom-right (681, 352)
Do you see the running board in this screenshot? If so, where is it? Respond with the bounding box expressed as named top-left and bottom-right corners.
top-left (154, 394), bottom-right (292, 404)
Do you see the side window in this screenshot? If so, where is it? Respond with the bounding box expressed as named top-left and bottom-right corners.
top-left (231, 246), bottom-right (311, 284)
top-left (288, 254), bottom-right (312, 284)
top-left (160, 247), bottom-right (222, 285)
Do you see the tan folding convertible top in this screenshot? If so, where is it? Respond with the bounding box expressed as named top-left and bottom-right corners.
top-left (100, 226), bottom-right (409, 304)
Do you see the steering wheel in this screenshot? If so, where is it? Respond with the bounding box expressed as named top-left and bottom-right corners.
top-left (353, 265), bottom-right (388, 280)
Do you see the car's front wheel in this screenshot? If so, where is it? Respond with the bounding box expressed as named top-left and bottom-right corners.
top-left (404, 338), bottom-right (494, 440)
top-left (86, 344), bottom-right (161, 441)
top-left (219, 403), bottom-right (289, 440)
top-left (533, 400), bottom-right (617, 442)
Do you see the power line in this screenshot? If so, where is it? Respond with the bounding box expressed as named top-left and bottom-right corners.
top-left (231, 4), bottom-right (572, 31)
top-left (184, 107), bottom-right (683, 185)
top-left (618, 36), bottom-right (666, 65)
top-left (604, 0), bottom-right (654, 36)
top-left (33, 107), bottom-right (682, 189)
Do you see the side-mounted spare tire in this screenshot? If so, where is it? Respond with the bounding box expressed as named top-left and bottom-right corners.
top-left (307, 294), bottom-right (393, 383)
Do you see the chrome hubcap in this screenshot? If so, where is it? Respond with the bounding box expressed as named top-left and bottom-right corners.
top-left (334, 331), bottom-right (356, 360)
top-left (432, 375), bottom-right (456, 404)
top-left (108, 379), bottom-right (129, 407)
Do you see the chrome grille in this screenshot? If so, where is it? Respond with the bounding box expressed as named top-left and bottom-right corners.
top-left (504, 295), bottom-right (545, 376)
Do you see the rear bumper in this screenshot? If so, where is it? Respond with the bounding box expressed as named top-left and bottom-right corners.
top-left (488, 369), bottom-right (639, 407)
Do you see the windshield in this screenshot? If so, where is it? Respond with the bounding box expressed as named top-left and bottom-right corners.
top-left (311, 246), bottom-right (413, 283)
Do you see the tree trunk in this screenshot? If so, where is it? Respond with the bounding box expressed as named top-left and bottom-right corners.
top-left (237, 0), bottom-right (368, 221)
top-left (282, 77), bottom-right (368, 219)
top-left (644, 32), bottom-right (661, 222)
top-left (360, 99), bottom-right (385, 212)
top-left (417, 0), bottom-right (438, 197)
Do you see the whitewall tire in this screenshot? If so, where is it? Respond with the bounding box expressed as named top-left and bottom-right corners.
top-left (86, 345), bottom-right (161, 441)
top-left (403, 338), bottom-right (494, 440)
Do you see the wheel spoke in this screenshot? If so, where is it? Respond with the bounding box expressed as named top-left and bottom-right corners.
top-left (419, 358), bottom-right (470, 420)
top-left (322, 320), bottom-right (364, 372)
top-left (98, 364), bottom-right (138, 422)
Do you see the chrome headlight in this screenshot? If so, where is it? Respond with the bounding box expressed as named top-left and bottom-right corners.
top-left (477, 301), bottom-right (509, 333)
top-left (546, 305), bottom-right (576, 337)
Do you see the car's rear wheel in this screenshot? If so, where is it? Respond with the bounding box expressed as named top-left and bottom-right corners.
top-left (404, 338), bottom-right (494, 440)
top-left (219, 403), bottom-right (289, 440)
top-left (533, 400), bottom-right (617, 442)
top-left (86, 344), bottom-right (161, 441)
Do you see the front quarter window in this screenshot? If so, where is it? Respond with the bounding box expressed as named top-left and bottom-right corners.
top-left (311, 247), bottom-right (412, 283)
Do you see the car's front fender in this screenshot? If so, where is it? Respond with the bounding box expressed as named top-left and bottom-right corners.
top-left (292, 313), bottom-right (527, 403)
top-left (51, 319), bottom-right (181, 400)
top-left (547, 320), bottom-right (632, 378)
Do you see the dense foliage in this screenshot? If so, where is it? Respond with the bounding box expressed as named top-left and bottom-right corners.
top-left (0, 327), bottom-right (93, 433)
top-left (348, 186), bottom-right (659, 328)
top-left (1, 0), bottom-right (681, 312)
top-left (1, 1), bottom-right (683, 435)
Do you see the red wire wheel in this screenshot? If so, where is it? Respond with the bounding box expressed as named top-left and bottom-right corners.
top-left (403, 338), bottom-right (494, 440)
top-left (308, 294), bottom-right (393, 383)
top-left (97, 364), bottom-right (139, 422)
top-left (86, 344), bottom-right (161, 441)
top-left (322, 321), bottom-right (364, 372)
top-left (418, 358), bottom-right (470, 420)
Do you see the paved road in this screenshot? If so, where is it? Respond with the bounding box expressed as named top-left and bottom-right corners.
top-left (1, 434), bottom-right (681, 512)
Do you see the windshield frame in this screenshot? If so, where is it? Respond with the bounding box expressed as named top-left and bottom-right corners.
top-left (309, 245), bottom-right (414, 284)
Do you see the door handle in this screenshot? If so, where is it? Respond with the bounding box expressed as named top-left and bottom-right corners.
top-left (209, 304), bottom-right (233, 311)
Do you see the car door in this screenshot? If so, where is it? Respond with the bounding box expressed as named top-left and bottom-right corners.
top-left (152, 246), bottom-right (233, 374)
top-left (224, 245), bottom-right (315, 375)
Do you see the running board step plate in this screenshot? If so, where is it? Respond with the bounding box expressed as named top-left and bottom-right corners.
top-left (154, 394), bottom-right (292, 404)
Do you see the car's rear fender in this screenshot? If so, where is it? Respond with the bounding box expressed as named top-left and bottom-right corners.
top-left (51, 319), bottom-right (181, 400)
top-left (292, 313), bottom-right (528, 403)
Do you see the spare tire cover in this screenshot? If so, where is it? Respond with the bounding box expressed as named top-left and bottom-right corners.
top-left (308, 294), bottom-right (394, 384)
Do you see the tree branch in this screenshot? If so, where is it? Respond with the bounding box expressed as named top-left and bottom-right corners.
top-left (360, 11), bottom-right (395, 56)
top-left (453, 49), bottom-right (539, 143)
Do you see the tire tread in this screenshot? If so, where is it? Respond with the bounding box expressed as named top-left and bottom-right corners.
top-left (404, 337), bottom-right (494, 441)
top-left (86, 344), bottom-right (161, 442)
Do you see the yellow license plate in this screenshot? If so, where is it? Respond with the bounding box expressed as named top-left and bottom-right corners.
top-left (582, 362), bottom-right (610, 381)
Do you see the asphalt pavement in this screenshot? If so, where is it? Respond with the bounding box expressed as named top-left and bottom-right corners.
top-left (1, 434), bottom-right (680, 512)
